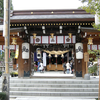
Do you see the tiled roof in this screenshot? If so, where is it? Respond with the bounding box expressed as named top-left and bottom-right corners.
top-left (10, 9), bottom-right (94, 22)
top-left (10, 14), bottom-right (94, 20)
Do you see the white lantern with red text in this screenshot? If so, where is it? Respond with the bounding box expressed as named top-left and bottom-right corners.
top-left (75, 43), bottom-right (83, 59)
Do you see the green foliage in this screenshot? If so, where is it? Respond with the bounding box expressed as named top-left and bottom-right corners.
top-left (0, 51), bottom-right (5, 67)
top-left (0, 71), bottom-right (2, 75)
top-left (0, 0), bottom-right (13, 18)
top-left (93, 23), bottom-right (100, 31)
top-left (88, 63), bottom-right (98, 75)
top-left (0, 92), bottom-right (6, 100)
top-left (80, 0), bottom-right (100, 30)
top-left (10, 50), bottom-right (15, 59)
top-left (88, 50), bottom-right (99, 56)
top-left (0, 0), bottom-right (4, 17)
top-left (0, 50), bottom-right (15, 67)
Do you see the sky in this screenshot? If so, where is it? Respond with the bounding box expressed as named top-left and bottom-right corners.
top-left (12, 0), bottom-right (85, 10)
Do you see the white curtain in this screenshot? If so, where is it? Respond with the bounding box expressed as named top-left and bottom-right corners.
top-left (43, 52), bottom-right (46, 66)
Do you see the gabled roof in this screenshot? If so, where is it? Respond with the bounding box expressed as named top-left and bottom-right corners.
top-left (10, 9), bottom-right (94, 23)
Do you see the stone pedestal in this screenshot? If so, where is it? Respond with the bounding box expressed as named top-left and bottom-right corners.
top-left (84, 74), bottom-right (90, 80)
top-left (2, 73), bottom-right (10, 100)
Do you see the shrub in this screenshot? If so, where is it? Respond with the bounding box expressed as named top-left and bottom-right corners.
top-left (88, 63), bottom-right (98, 75)
top-left (0, 71), bottom-right (2, 76)
top-left (0, 92), bottom-right (6, 100)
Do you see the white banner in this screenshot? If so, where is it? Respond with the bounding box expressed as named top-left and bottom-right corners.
top-left (43, 52), bottom-right (46, 66)
top-left (50, 36), bottom-right (56, 44)
top-left (57, 36), bottom-right (63, 44)
top-left (98, 45), bottom-right (100, 50)
top-left (9, 45), bottom-right (15, 49)
top-left (42, 36), bottom-right (48, 44)
top-left (30, 36), bottom-right (76, 44)
top-left (92, 45), bottom-right (97, 50)
top-left (34, 36), bottom-right (41, 44)
top-left (88, 45), bottom-right (100, 50)
top-left (30, 36), bottom-right (33, 44)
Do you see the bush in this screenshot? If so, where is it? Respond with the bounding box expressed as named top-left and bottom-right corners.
top-left (0, 92), bottom-right (6, 100)
top-left (0, 71), bottom-right (2, 77)
top-left (88, 63), bottom-right (98, 75)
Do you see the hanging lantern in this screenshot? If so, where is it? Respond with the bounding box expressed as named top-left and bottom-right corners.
top-left (22, 43), bottom-right (29, 59)
top-left (50, 33), bottom-right (54, 38)
top-left (61, 54), bottom-right (64, 58)
top-left (49, 54), bottom-right (51, 57)
top-left (36, 48), bottom-right (41, 59)
top-left (33, 33), bottom-right (37, 39)
top-left (11, 37), bottom-right (17, 45)
top-left (68, 33), bottom-right (72, 38)
top-left (88, 37), bottom-right (93, 45)
top-left (55, 54), bottom-right (57, 58)
top-left (75, 43), bottom-right (83, 59)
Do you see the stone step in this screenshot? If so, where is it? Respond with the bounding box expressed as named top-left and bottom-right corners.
top-left (0, 78), bottom-right (99, 98)
top-left (10, 96), bottom-right (97, 99)
top-left (9, 91), bottom-right (98, 96)
top-left (8, 83), bottom-right (98, 88)
top-left (10, 87), bottom-right (98, 92)
top-left (9, 80), bottom-right (99, 84)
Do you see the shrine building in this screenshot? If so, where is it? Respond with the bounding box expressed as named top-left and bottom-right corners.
top-left (0, 9), bottom-right (99, 78)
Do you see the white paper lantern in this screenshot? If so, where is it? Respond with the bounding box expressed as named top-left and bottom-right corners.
top-left (75, 43), bottom-right (83, 59)
top-left (22, 43), bottom-right (29, 59)
top-left (95, 14), bottom-right (100, 25)
top-left (36, 48), bottom-right (41, 59)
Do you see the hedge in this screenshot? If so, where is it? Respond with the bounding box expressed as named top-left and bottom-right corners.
top-left (0, 92), bottom-right (6, 100)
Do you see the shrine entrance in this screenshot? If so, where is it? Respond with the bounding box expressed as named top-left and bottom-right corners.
top-left (32, 44), bottom-right (75, 72)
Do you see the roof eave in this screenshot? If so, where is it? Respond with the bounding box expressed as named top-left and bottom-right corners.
top-left (10, 18), bottom-right (94, 23)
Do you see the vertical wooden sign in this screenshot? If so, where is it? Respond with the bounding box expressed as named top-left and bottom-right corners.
top-left (84, 52), bottom-right (89, 74)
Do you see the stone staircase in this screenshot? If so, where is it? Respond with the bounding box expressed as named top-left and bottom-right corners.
top-left (0, 78), bottom-right (99, 99)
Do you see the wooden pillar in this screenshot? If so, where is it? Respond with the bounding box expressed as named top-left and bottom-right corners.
top-left (67, 52), bottom-right (69, 62)
top-left (82, 43), bottom-right (87, 77)
top-left (75, 43), bottom-right (82, 77)
top-left (18, 44), bottom-right (24, 78)
top-left (18, 43), bottom-right (31, 78)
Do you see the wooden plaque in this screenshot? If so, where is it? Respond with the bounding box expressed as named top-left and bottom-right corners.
top-left (84, 52), bottom-right (89, 62)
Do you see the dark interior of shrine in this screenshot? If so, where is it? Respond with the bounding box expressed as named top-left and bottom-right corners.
top-left (34, 44), bottom-right (73, 65)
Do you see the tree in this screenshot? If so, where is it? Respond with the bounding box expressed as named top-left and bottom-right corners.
top-left (0, 50), bottom-right (15, 67)
top-left (0, 0), bottom-right (13, 18)
top-left (79, 0), bottom-right (100, 30)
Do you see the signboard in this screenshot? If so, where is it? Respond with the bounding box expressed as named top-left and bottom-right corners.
top-left (84, 52), bottom-right (89, 62)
